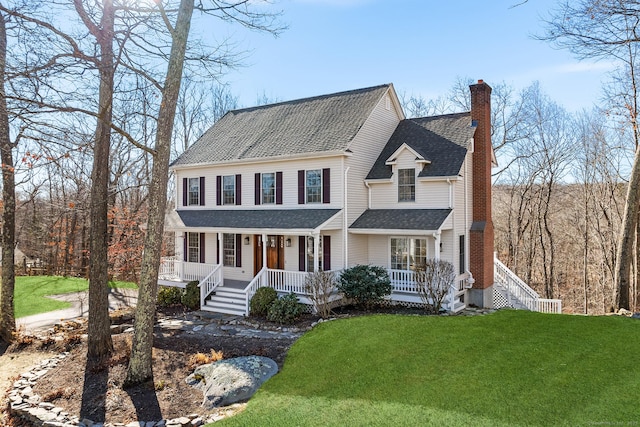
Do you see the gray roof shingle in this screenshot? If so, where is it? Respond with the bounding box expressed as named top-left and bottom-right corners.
top-left (350, 209), bottom-right (452, 231)
top-left (172, 85), bottom-right (391, 166)
top-left (366, 113), bottom-right (475, 180)
top-left (177, 209), bottom-right (341, 230)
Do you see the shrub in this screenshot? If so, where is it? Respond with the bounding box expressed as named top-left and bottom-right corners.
top-left (267, 293), bottom-right (304, 324)
top-left (250, 286), bottom-right (278, 316)
top-left (182, 280), bottom-right (200, 310)
top-left (305, 270), bottom-right (337, 318)
top-left (187, 349), bottom-right (224, 370)
top-left (157, 286), bottom-right (184, 307)
top-left (338, 265), bottom-right (392, 308)
top-left (415, 259), bottom-right (456, 314)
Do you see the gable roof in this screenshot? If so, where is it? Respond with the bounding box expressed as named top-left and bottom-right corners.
top-left (366, 112), bottom-right (475, 180)
top-left (172, 84), bottom-right (393, 167)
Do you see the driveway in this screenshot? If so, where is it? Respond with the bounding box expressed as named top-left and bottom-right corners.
top-left (16, 287), bottom-right (139, 332)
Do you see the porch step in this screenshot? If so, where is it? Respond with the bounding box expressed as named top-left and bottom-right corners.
top-left (204, 285), bottom-right (247, 316)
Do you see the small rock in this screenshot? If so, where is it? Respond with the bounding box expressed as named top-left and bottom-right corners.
top-left (632, 312), bottom-right (640, 319)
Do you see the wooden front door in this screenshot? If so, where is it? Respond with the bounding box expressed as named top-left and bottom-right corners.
top-left (254, 235), bottom-right (284, 275)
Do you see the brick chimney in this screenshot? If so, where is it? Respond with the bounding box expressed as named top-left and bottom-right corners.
top-left (469, 80), bottom-right (495, 308)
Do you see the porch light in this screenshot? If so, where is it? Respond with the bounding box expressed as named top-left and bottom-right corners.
top-left (286, 238), bottom-right (292, 247)
top-left (244, 236), bottom-right (250, 245)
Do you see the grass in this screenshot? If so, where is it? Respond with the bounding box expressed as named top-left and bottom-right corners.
top-left (15, 276), bottom-right (137, 318)
top-left (217, 310), bottom-right (640, 426)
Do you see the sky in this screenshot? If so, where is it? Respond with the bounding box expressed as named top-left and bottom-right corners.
top-left (192, 0), bottom-right (617, 113)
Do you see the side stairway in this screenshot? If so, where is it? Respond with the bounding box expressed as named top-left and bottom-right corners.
top-left (202, 285), bottom-right (247, 316)
top-left (493, 256), bottom-right (562, 314)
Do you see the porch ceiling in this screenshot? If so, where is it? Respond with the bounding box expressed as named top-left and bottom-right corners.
top-left (173, 208), bottom-right (341, 232)
top-left (349, 208), bottom-right (452, 234)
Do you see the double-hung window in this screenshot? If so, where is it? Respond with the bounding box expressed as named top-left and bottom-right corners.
top-left (391, 237), bottom-right (426, 270)
top-left (398, 168), bottom-right (415, 202)
top-left (262, 173), bottom-right (275, 204)
top-left (187, 232), bottom-right (201, 263)
top-left (222, 175), bottom-right (235, 205)
top-left (188, 177), bottom-right (200, 205)
top-left (306, 170), bottom-right (322, 203)
top-left (223, 233), bottom-right (235, 267)
top-left (298, 168), bottom-right (330, 204)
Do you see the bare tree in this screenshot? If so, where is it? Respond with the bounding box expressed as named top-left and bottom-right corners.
top-left (125, 0), bottom-right (284, 386)
top-left (540, 0), bottom-right (640, 309)
top-left (0, 6), bottom-right (16, 342)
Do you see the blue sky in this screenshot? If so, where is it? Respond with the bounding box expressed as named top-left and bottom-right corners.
top-left (196, 0), bottom-right (616, 112)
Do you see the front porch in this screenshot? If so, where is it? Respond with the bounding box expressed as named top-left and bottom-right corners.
top-left (158, 257), bottom-right (469, 316)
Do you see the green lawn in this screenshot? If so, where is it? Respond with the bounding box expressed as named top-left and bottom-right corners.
top-left (217, 310), bottom-right (640, 426)
top-left (15, 276), bottom-right (137, 318)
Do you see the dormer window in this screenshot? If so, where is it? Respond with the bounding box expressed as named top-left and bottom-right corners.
top-left (398, 168), bottom-right (415, 202)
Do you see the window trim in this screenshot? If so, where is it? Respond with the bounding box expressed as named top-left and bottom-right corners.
top-left (188, 177), bottom-right (200, 206)
top-left (305, 169), bottom-right (322, 204)
top-left (390, 236), bottom-right (427, 271)
top-left (261, 172), bottom-right (276, 204)
top-left (187, 232), bottom-right (200, 263)
top-left (398, 168), bottom-right (416, 202)
top-left (223, 233), bottom-right (235, 267)
top-left (222, 175), bottom-right (235, 205)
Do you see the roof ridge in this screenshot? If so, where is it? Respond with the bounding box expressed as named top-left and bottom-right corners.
top-left (228, 84), bottom-right (392, 114)
top-left (408, 111), bottom-right (470, 122)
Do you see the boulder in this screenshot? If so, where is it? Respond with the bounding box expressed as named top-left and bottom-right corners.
top-left (185, 356), bottom-right (278, 409)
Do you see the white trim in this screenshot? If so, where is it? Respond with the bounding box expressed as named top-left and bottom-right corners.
top-left (385, 143), bottom-right (430, 166)
top-left (364, 178), bottom-right (393, 185)
top-left (417, 175), bottom-right (461, 182)
top-left (349, 228), bottom-right (441, 236)
top-left (170, 150), bottom-right (351, 171)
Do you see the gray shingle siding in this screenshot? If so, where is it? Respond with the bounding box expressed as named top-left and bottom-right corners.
top-left (366, 113), bottom-right (475, 180)
top-left (172, 85), bottom-right (391, 166)
top-left (350, 209), bottom-right (452, 231)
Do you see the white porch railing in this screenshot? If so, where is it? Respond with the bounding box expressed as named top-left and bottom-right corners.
top-left (267, 269), bottom-right (310, 294)
top-left (244, 267), bottom-right (267, 316)
top-left (199, 264), bottom-right (223, 308)
top-left (159, 257), bottom-right (220, 284)
top-left (388, 269), bottom-right (419, 293)
top-left (494, 256), bottom-right (562, 314)
top-left (387, 269), bottom-right (468, 313)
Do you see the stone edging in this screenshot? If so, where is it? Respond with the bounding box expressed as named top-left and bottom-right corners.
top-left (7, 353), bottom-right (241, 427)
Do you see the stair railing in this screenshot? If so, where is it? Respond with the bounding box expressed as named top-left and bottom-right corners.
top-left (199, 264), bottom-right (223, 308)
top-left (243, 267), bottom-right (267, 316)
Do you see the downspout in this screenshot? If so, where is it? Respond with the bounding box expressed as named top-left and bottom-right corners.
top-left (364, 180), bottom-right (372, 209)
top-left (464, 156), bottom-right (469, 272)
top-left (344, 166), bottom-right (350, 269)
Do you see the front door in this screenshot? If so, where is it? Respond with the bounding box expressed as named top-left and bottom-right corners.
top-left (254, 235), bottom-right (284, 275)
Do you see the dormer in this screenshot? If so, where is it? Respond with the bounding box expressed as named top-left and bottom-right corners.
top-left (384, 143), bottom-right (432, 171)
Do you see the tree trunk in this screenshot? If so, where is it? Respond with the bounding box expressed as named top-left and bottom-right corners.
top-left (0, 9), bottom-right (16, 343)
top-left (613, 146), bottom-right (640, 311)
top-left (86, 0), bottom-right (115, 358)
top-left (125, 0), bottom-right (194, 386)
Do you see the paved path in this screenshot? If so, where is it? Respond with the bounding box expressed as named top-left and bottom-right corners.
top-left (16, 288), bottom-right (138, 332)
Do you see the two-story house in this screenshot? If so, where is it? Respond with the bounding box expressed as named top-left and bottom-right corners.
top-left (160, 80), bottom-right (561, 316)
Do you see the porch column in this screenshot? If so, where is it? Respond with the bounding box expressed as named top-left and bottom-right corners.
top-left (262, 233), bottom-right (268, 270)
top-left (313, 231), bottom-right (320, 272)
top-left (433, 231), bottom-right (441, 261)
top-left (217, 233), bottom-right (223, 265)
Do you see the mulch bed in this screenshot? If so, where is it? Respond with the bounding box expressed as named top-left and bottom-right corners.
top-left (7, 303), bottom-right (432, 425)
